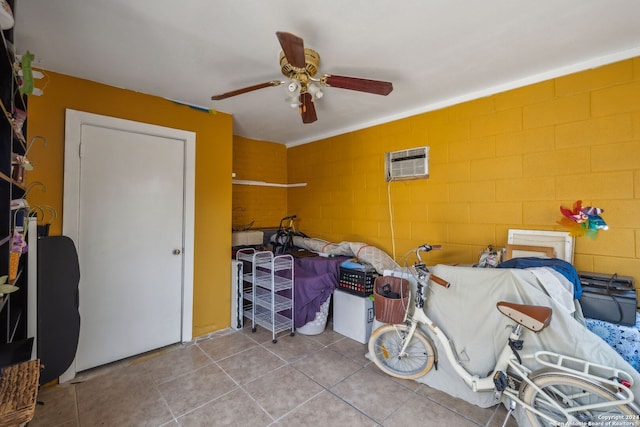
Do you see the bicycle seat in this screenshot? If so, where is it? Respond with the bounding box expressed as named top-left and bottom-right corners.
top-left (496, 301), bottom-right (552, 332)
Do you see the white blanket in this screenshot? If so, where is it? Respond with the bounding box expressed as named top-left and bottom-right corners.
top-left (292, 236), bottom-right (400, 274)
top-left (527, 267), bottom-right (575, 314)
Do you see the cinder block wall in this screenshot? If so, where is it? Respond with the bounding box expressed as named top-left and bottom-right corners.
top-left (232, 136), bottom-right (288, 229)
top-left (285, 57), bottom-right (640, 285)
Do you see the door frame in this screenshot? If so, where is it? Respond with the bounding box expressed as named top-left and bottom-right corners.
top-left (62, 109), bottom-right (195, 380)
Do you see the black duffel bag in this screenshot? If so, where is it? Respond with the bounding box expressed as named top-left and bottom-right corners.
top-left (579, 272), bottom-right (637, 326)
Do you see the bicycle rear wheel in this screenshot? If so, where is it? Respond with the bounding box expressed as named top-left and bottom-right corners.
top-left (368, 324), bottom-right (435, 379)
top-left (520, 371), bottom-right (640, 426)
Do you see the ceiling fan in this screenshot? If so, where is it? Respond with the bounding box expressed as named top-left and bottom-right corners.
top-left (211, 31), bottom-right (393, 124)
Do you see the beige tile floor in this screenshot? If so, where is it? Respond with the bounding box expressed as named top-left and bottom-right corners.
top-left (30, 321), bottom-right (518, 427)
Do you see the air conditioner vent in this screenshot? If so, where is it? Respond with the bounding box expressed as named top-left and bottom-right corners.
top-left (385, 146), bottom-right (429, 182)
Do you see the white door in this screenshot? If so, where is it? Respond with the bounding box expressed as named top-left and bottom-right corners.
top-left (63, 110), bottom-right (195, 375)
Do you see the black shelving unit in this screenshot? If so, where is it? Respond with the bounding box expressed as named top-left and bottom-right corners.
top-left (0, 0), bottom-right (32, 365)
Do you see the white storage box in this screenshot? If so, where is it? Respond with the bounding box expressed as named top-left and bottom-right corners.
top-left (333, 289), bottom-right (374, 344)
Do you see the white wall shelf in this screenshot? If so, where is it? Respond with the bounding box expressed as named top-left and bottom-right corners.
top-left (232, 179), bottom-right (306, 188)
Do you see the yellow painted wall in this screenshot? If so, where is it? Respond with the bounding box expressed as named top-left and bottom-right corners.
top-left (286, 57), bottom-right (640, 286)
top-left (232, 136), bottom-right (288, 229)
top-left (25, 71), bottom-right (233, 337)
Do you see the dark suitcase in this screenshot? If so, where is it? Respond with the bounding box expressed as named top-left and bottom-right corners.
top-left (578, 271), bottom-right (634, 290)
top-left (578, 272), bottom-right (637, 326)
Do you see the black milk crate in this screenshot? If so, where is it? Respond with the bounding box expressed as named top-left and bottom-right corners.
top-left (338, 267), bottom-right (379, 296)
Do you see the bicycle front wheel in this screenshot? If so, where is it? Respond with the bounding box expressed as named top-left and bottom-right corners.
top-left (520, 371), bottom-right (640, 426)
top-left (368, 323), bottom-right (436, 379)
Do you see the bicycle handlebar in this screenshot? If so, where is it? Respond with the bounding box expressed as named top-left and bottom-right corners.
top-left (279, 215), bottom-right (298, 228)
top-left (417, 244), bottom-right (442, 252)
top-left (430, 274), bottom-right (450, 288)
top-left (415, 243), bottom-right (441, 263)
top-left (415, 244), bottom-right (450, 288)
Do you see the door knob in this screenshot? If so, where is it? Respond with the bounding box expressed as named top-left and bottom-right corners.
top-left (173, 249), bottom-right (181, 255)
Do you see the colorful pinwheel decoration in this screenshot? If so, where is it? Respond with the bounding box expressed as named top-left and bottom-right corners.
top-left (558, 200), bottom-right (608, 239)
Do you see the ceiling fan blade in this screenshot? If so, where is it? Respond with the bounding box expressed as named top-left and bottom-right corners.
top-left (211, 80), bottom-right (282, 100)
top-left (276, 31), bottom-right (306, 69)
top-left (321, 74), bottom-right (393, 96)
top-left (299, 92), bottom-right (317, 124)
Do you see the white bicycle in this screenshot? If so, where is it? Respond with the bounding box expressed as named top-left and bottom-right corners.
top-left (368, 244), bottom-right (640, 427)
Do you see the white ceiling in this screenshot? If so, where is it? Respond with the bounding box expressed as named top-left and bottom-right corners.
top-left (13, 0), bottom-right (640, 147)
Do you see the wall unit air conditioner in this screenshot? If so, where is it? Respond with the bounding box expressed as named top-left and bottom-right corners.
top-left (385, 146), bottom-right (429, 181)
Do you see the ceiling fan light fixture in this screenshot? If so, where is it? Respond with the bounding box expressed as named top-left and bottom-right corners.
top-left (286, 79), bottom-right (300, 94)
top-left (285, 79), bottom-right (301, 107)
top-left (286, 94), bottom-right (299, 108)
top-left (308, 82), bottom-right (323, 100)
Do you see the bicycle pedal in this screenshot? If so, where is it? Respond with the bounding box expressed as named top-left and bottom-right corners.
top-left (493, 371), bottom-right (508, 392)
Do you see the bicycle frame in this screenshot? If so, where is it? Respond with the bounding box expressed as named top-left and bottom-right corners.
top-left (397, 266), bottom-right (637, 423)
top-left (405, 305), bottom-right (508, 392)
